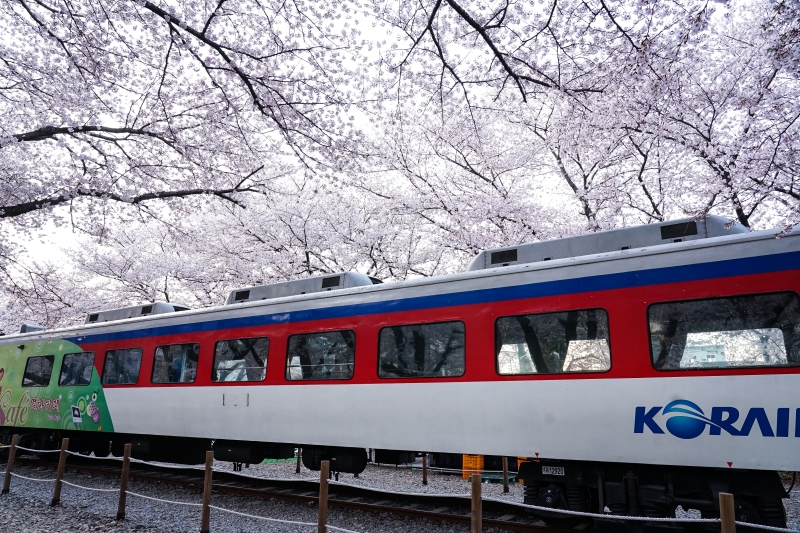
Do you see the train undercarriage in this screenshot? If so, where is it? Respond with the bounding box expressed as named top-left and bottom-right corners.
top-left (517, 459), bottom-right (790, 530)
top-left (1, 430), bottom-right (791, 530)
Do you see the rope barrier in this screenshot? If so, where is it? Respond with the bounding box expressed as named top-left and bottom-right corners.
top-left (125, 490), bottom-right (204, 507)
top-left (208, 505), bottom-right (316, 527)
top-left (327, 525), bottom-right (365, 533)
top-left (14, 445), bottom-right (61, 454)
top-left (9, 472), bottom-right (56, 482)
top-left (64, 451), bottom-right (121, 460)
top-left (212, 467), bottom-right (319, 483)
top-left (7, 447), bottom-right (799, 532)
top-left (329, 479), bottom-right (470, 499)
top-left (60, 480), bottom-right (120, 493)
top-left (208, 505), bottom-right (364, 533)
top-left (482, 496), bottom-right (800, 531)
top-left (372, 462), bottom-right (506, 474)
top-left (733, 521), bottom-right (800, 533)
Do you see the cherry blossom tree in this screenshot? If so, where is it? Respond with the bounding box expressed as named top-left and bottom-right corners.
top-left (1, 0), bottom-right (798, 333)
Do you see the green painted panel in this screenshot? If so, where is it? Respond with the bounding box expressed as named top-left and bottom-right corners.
top-left (0, 339), bottom-right (114, 432)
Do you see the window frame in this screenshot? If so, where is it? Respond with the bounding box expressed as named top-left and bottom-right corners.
top-left (376, 320), bottom-right (467, 379)
top-left (102, 347), bottom-right (144, 386)
top-left (211, 336), bottom-right (270, 383)
top-left (58, 352), bottom-right (96, 387)
top-left (647, 291), bottom-right (800, 372)
top-left (284, 329), bottom-right (357, 382)
top-left (494, 307), bottom-right (613, 376)
top-left (21, 355), bottom-right (55, 387)
top-left (150, 342), bottom-right (201, 384)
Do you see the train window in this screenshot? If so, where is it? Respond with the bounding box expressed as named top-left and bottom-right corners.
top-left (378, 321), bottom-right (465, 378)
top-left (495, 309), bottom-right (611, 375)
top-left (102, 348), bottom-right (143, 385)
top-left (648, 292), bottom-right (800, 370)
top-left (151, 343), bottom-right (200, 384)
top-left (22, 355), bottom-right (55, 387)
top-left (286, 330), bottom-right (355, 381)
top-left (58, 352), bottom-right (95, 386)
top-left (212, 337), bottom-right (269, 382)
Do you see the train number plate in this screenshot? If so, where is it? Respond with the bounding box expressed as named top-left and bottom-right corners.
top-left (542, 466), bottom-right (564, 476)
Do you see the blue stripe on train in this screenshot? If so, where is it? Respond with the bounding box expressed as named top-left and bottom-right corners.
top-left (66, 250), bottom-right (800, 345)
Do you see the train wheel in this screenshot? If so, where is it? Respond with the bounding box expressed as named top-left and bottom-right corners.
top-left (532, 483), bottom-right (588, 528)
top-left (755, 497), bottom-right (787, 529)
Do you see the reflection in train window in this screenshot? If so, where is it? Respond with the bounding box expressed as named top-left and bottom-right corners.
top-left (378, 321), bottom-right (465, 378)
top-left (152, 343), bottom-right (200, 384)
top-left (213, 337), bottom-right (269, 382)
top-left (286, 330), bottom-right (355, 381)
top-left (59, 352), bottom-right (95, 386)
top-left (102, 348), bottom-right (143, 385)
top-left (649, 292), bottom-right (800, 370)
top-left (495, 309), bottom-right (611, 375)
top-left (22, 355), bottom-right (55, 387)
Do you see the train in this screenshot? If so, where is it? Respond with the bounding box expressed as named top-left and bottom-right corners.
top-left (0, 215), bottom-right (797, 530)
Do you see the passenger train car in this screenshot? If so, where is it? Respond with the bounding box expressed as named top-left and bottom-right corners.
top-left (1, 216), bottom-right (798, 529)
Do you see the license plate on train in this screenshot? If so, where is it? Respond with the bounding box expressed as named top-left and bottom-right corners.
top-left (542, 466), bottom-right (564, 476)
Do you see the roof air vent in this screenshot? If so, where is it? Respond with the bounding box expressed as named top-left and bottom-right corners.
top-left (85, 302), bottom-right (190, 324)
top-left (321, 276), bottom-right (341, 288)
top-left (660, 221), bottom-right (698, 240)
top-left (224, 272), bottom-right (374, 304)
top-left (467, 216), bottom-right (746, 272)
top-left (491, 249), bottom-right (518, 265)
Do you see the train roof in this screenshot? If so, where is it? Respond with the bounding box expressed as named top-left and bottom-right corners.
top-left (2, 217), bottom-right (797, 343)
top-left (467, 215), bottom-right (747, 270)
top-left (85, 301), bottom-right (191, 324)
top-left (224, 272), bottom-right (379, 304)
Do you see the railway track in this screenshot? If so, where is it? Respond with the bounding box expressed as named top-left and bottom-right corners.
top-left (17, 455), bottom-right (566, 533)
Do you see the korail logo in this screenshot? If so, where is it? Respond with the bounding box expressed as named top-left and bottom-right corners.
top-left (635, 400), bottom-right (799, 439)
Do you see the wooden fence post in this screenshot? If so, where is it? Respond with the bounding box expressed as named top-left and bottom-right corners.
top-left (51, 437), bottom-right (69, 506)
top-left (200, 450), bottom-right (213, 533)
top-left (318, 460), bottom-right (330, 533)
top-left (422, 453), bottom-right (428, 486)
top-left (2, 434), bottom-right (19, 494)
top-left (719, 492), bottom-right (736, 533)
top-left (296, 447), bottom-right (302, 474)
top-left (116, 444), bottom-right (132, 520)
top-left (502, 456), bottom-right (509, 493)
top-left (471, 473), bottom-right (482, 533)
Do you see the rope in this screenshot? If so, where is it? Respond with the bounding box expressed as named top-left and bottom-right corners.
top-left (329, 479), bottom-right (469, 499)
top-left (208, 505), bottom-right (316, 527)
top-left (14, 445), bottom-right (61, 454)
top-left (213, 467), bottom-right (318, 483)
top-left (64, 451), bottom-right (122, 461)
top-left (125, 490), bottom-right (203, 507)
top-left (9, 472), bottom-right (56, 482)
top-left (327, 526), bottom-right (364, 533)
top-left (372, 462), bottom-right (506, 474)
top-left (129, 458), bottom-right (206, 471)
top-left (60, 479), bottom-right (120, 493)
top-left (733, 522), bottom-right (799, 533)
top-left (208, 506), bottom-right (363, 533)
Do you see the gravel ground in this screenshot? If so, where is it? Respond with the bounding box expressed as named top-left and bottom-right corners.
top-left (228, 457), bottom-right (526, 503)
top-left (0, 462), bottom-right (504, 533)
top-left (0, 458), bottom-right (797, 532)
